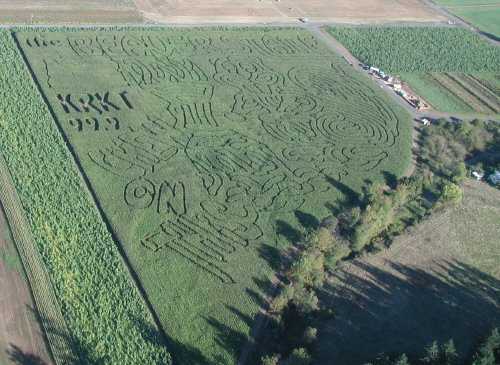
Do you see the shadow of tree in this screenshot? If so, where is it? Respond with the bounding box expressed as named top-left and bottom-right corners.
top-left (6, 345), bottom-right (47, 365)
top-left (19, 305), bottom-right (181, 365)
top-left (382, 171), bottom-right (398, 190)
top-left (324, 175), bottom-right (361, 206)
top-left (275, 219), bottom-right (302, 244)
top-left (316, 260), bottom-right (500, 365)
top-left (294, 210), bottom-right (320, 232)
top-left (23, 305), bottom-right (85, 365)
top-left (204, 315), bottom-right (247, 362)
top-left (131, 315), bottom-right (216, 365)
top-left (257, 244), bottom-right (283, 272)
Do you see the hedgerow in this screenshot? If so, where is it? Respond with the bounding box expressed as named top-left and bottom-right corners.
top-left (328, 26), bottom-right (500, 73)
top-left (0, 31), bottom-right (171, 365)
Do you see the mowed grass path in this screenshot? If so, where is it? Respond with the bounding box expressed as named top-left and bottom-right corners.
top-left (16, 27), bottom-right (412, 364)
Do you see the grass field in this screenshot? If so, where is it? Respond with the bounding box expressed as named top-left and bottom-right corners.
top-left (433, 0), bottom-right (500, 38)
top-left (12, 27), bottom-right (412, 363)
top-left (452, 6), bottom-right (500, 38)
top-left (400, 72), bottom-right (500, 114)
top-left (317, 180), bottom-right (500, 364)
top-left (0, 0), bottom-right (142, 24)
top-left (328, 26), bottom-right (500, 115)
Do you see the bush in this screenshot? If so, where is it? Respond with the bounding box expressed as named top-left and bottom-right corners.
top-left (439, 183), bottom-right (463, 206)
top-left (283, 348), bottom-right (312, 365)
top-left (472, 328), bottom-right (500, 365)
top-left (262, 354), bottom-right (280, 365)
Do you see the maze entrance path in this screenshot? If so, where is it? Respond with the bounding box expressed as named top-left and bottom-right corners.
top-left (15, 28), bottom-right (412, 364)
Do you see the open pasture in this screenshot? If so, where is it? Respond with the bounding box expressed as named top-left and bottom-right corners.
top-left (15, 27), bottom-right (411, 363)
top-left (0, 0), bottom-right (142, 24)
top-left (433, 0), bottom-right (500, 38)
top-left (316, 180), bottom-right (500, 364)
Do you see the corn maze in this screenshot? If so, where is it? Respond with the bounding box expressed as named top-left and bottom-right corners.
top-left (14, 28), bottom-right (411, 363)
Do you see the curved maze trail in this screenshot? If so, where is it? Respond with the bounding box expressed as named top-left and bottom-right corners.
top-left (13, 28), bottom-right (412, 364)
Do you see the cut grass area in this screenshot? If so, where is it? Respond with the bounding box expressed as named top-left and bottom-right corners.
top-left (400, 72), bottom-right (474, 113)
top-left (432, 0), bottom-right (500, 38)
top-left (400, 72), bottom-right (500, 115)
top-left (316, 180), bottom-right (500, 364)
top-left (452, 6), bottom-right (500, 38)
top-left (14, 27), bottom-right (412, 364)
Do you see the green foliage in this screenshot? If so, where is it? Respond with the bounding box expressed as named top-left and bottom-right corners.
top-left (472, 328), bottom-right (500, 365)
top-left (302, 327), bottom-right (317, 345)
top-left (351, 182), bottom-right (415, 251)
top-left (439, 183), bottom-right (463, 205)
top-left (0, 32), bottom-right (171, 364)
top-left (423, 341), bottom-right (441, 363)
top-left (395, 354), bottom-right (411, 365)
top-left (328, 26), bottom-right (500, 73)
top-left (283, 348), bottom-right (313, 365)
top-left (262, 354), bottom-right (281, 365)
top-left (419, 119), bottom-right (500, 183)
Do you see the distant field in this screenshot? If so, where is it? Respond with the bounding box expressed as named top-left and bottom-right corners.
top-left (0, 0), bottom-right (142, 23)
top-left (327, 26), bottom-right (500, 73)
top-left (14, 27), bottom-right (412, 363)
top-left (328, 26), bottom-right (500, 115)
top-left (451, 6), bottom-right (500, 38)
top-left (0, 0), bottom-right (444, 24)
top-left (434, 0), bottom-right (500, 5)
top-left (317, 180), bottom-right (500, 364)
top-left (433, 0), bottom-right (500, 38)
top-left (134, 0), bottom-right (444, 23)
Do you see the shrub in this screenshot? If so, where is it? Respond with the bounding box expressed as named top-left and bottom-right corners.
top-left (439, 183), bottom-right (463, 205)
top-left (262, 354), bottom-right (280, 365)
top-left (283, 348), bottom-right (313, 365)
top-left (472, 328), bottom-right (500, 365)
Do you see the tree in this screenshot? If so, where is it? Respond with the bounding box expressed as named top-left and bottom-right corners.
top-left (283, 348), bottom-right (312, 365)
top-left (439, 183), bottom-right (463, 205)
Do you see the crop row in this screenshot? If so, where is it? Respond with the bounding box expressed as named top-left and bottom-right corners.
top-left (328, 26), bottom-right (500, 73)
top-left (0, 153), bottom-right (74, 364)
top-left (0, 31), bottom-right (171, 365)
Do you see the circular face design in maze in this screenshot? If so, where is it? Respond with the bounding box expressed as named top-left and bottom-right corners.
top-left (124, 177), bottom-right (156, 209)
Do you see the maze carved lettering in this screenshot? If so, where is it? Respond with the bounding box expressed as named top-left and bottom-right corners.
top-left (21, 29), bottom-right (407, 284)
top-left (57, 91), bottom-right (132, 114)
